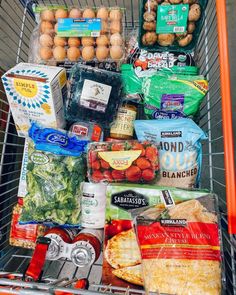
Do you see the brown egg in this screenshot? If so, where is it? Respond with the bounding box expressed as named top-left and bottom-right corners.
top-left (41, 10), bottom-right (55, 22)
top-left (110, 21), bottom-right (122, 34)
top-left (39, 47), bottom-right (53, 60)
top-left (67, 47), bottom-right (81, 61)
top-left (55, 9), bottom-right (68, 20)
top-left (54, 23), bottom-right (58, 32)
top-left (40, 21), bottom-right (54, 34)
top-left (69, 8), bottom-right (82, 18)
top-left (68, 37), bottom-right (80, 47)
top-left (54, 36), bottom-right (67, 47)
top-left (82, 46), bottom-right (95, 61)
top-left (39, 34), bottom-right (54, 47)
top-left (101, 21), bottom-right (109, 34)
top-left (96, 46), bottom-right (109, 61)
top-left (109, 8), bottom-right (122, 21)
top-left (96, 35), bottom-right (109, 46)
top-left (81, 37), bottom-right (94, 46)
top-left (110, 33), bottom-right (123, 46)
top-left (97, 7), bottom-right (109, 19)
top-left (83, 8), bottom-right (96, 18)
top-left (53, 46), bottom-right (66, 61)
top-left (110, 45), bottom-right (123, 60)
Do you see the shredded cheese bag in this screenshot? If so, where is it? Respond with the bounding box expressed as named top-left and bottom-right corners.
top-left (133, 194), bottom-right (222, 295)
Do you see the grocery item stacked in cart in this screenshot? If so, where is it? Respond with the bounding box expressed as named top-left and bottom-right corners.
top-left (1, 1), bottom-right (223, 294)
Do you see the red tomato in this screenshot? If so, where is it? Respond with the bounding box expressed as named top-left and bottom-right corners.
top-left (121, 220), bottom-right (132, 231)
top-left (105, 220), bottom-right (123, 238)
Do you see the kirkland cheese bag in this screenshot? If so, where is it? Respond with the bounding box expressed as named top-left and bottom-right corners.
top-left (134, 119), bottom-right (207, 188)
top-left (132, 193), bottom-right (223, 295)
top-left (143, 66), bottom-right (208, 119)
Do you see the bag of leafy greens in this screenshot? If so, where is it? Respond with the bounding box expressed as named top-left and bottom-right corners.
top-left (143, 66), bottom-right (208, 119)
top-left (20, 123), bottom-right (88, 226)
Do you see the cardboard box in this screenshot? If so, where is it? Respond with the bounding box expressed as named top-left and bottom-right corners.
top-left (1, 63), bottom-right (66, 137)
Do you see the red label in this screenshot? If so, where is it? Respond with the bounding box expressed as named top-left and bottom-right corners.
top-left (137, 221), bottom-right (221, 261)
top-left (72, 125), bottom-right (89, 136)
top-left (11, 212), bottom-right (38, 242)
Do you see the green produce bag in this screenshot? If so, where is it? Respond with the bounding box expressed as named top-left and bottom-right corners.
top-left (20, 124), bottom-right (88, 226)
top-left (121, 64), bottom-right (143, 101)
top-left (143, 66), bottom-right (208, 119)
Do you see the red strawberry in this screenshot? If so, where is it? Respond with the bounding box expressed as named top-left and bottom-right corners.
top-left (145, 146), bottom-right (158, 163)
top-left (111, 170), bottom-right (126, 181)
top-left (142, 169), bottom-right (155, 182)
top-left (136, 157), bottom-right (151, 170)
top-left (88, 151), bottom-right (97, 163)
top-left (100, 159), bottom-right (110, 169)
top-left (91, 160), bottom-right (100, 170)
top-left (132, 142), bottom-right (145, 156)
top-left (111, 143), bottom-right (125, 151)
top-left (92, 170), bottom-right (104, 182)
top-left (125, 166), bottom-right (142, 182)
top-left (103, 170), bottom-right (113, 182)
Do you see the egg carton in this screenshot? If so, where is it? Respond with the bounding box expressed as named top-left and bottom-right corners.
top-left (29, 5), bottom-right (126, 65)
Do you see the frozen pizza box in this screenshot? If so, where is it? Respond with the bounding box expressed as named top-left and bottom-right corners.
top-left (102, 183), bottom-right (210, 290)
top-left (1, 63), bottom-right (66, 137)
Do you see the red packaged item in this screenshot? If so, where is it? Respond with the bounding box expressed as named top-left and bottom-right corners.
top-left (87, 141), bottom-right (159, 183)
top-left (9, 202), bottom-right (46, 249)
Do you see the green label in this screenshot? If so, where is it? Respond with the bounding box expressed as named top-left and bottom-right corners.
top-left (156, 4), bottom-right (189, 34)
top-left (31, 152), bottom-right (49, 165)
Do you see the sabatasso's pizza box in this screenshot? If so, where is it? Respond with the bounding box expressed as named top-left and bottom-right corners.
top-left (102, 184), bottom-right (210, 290)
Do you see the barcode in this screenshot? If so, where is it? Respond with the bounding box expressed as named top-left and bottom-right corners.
top-left (174, 27), bottom-right (185, 33)
top-left (91, 32), bottom-right (100, 37)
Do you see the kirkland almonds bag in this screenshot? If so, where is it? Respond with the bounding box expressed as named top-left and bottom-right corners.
top-left (134, 118), bottom-right (207, 188)
top-left (132, 193), bottom-right (223, 295)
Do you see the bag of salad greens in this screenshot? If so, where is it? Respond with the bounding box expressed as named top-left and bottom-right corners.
top-left (20, 123), bottom-right (88, 226)
top-left (143, 66), bottom-right (208, 119)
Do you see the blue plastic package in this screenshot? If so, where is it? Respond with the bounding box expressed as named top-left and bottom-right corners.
top-left (134, 119), bottom-right (207, 188)
top-left (29, 123), bottom-right (89, 156)
top-left (20, 124), bottom-right (89, 226)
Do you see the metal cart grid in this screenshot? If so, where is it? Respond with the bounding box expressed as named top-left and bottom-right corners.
top-left (0, 0), bottom-right (235, 294)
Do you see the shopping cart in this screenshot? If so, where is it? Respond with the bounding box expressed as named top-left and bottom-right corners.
top-left (0, 0), bottom-right (235, 294)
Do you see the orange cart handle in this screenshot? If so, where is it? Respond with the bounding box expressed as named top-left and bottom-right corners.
top-left (216, 0), bottom-right (236, 234)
